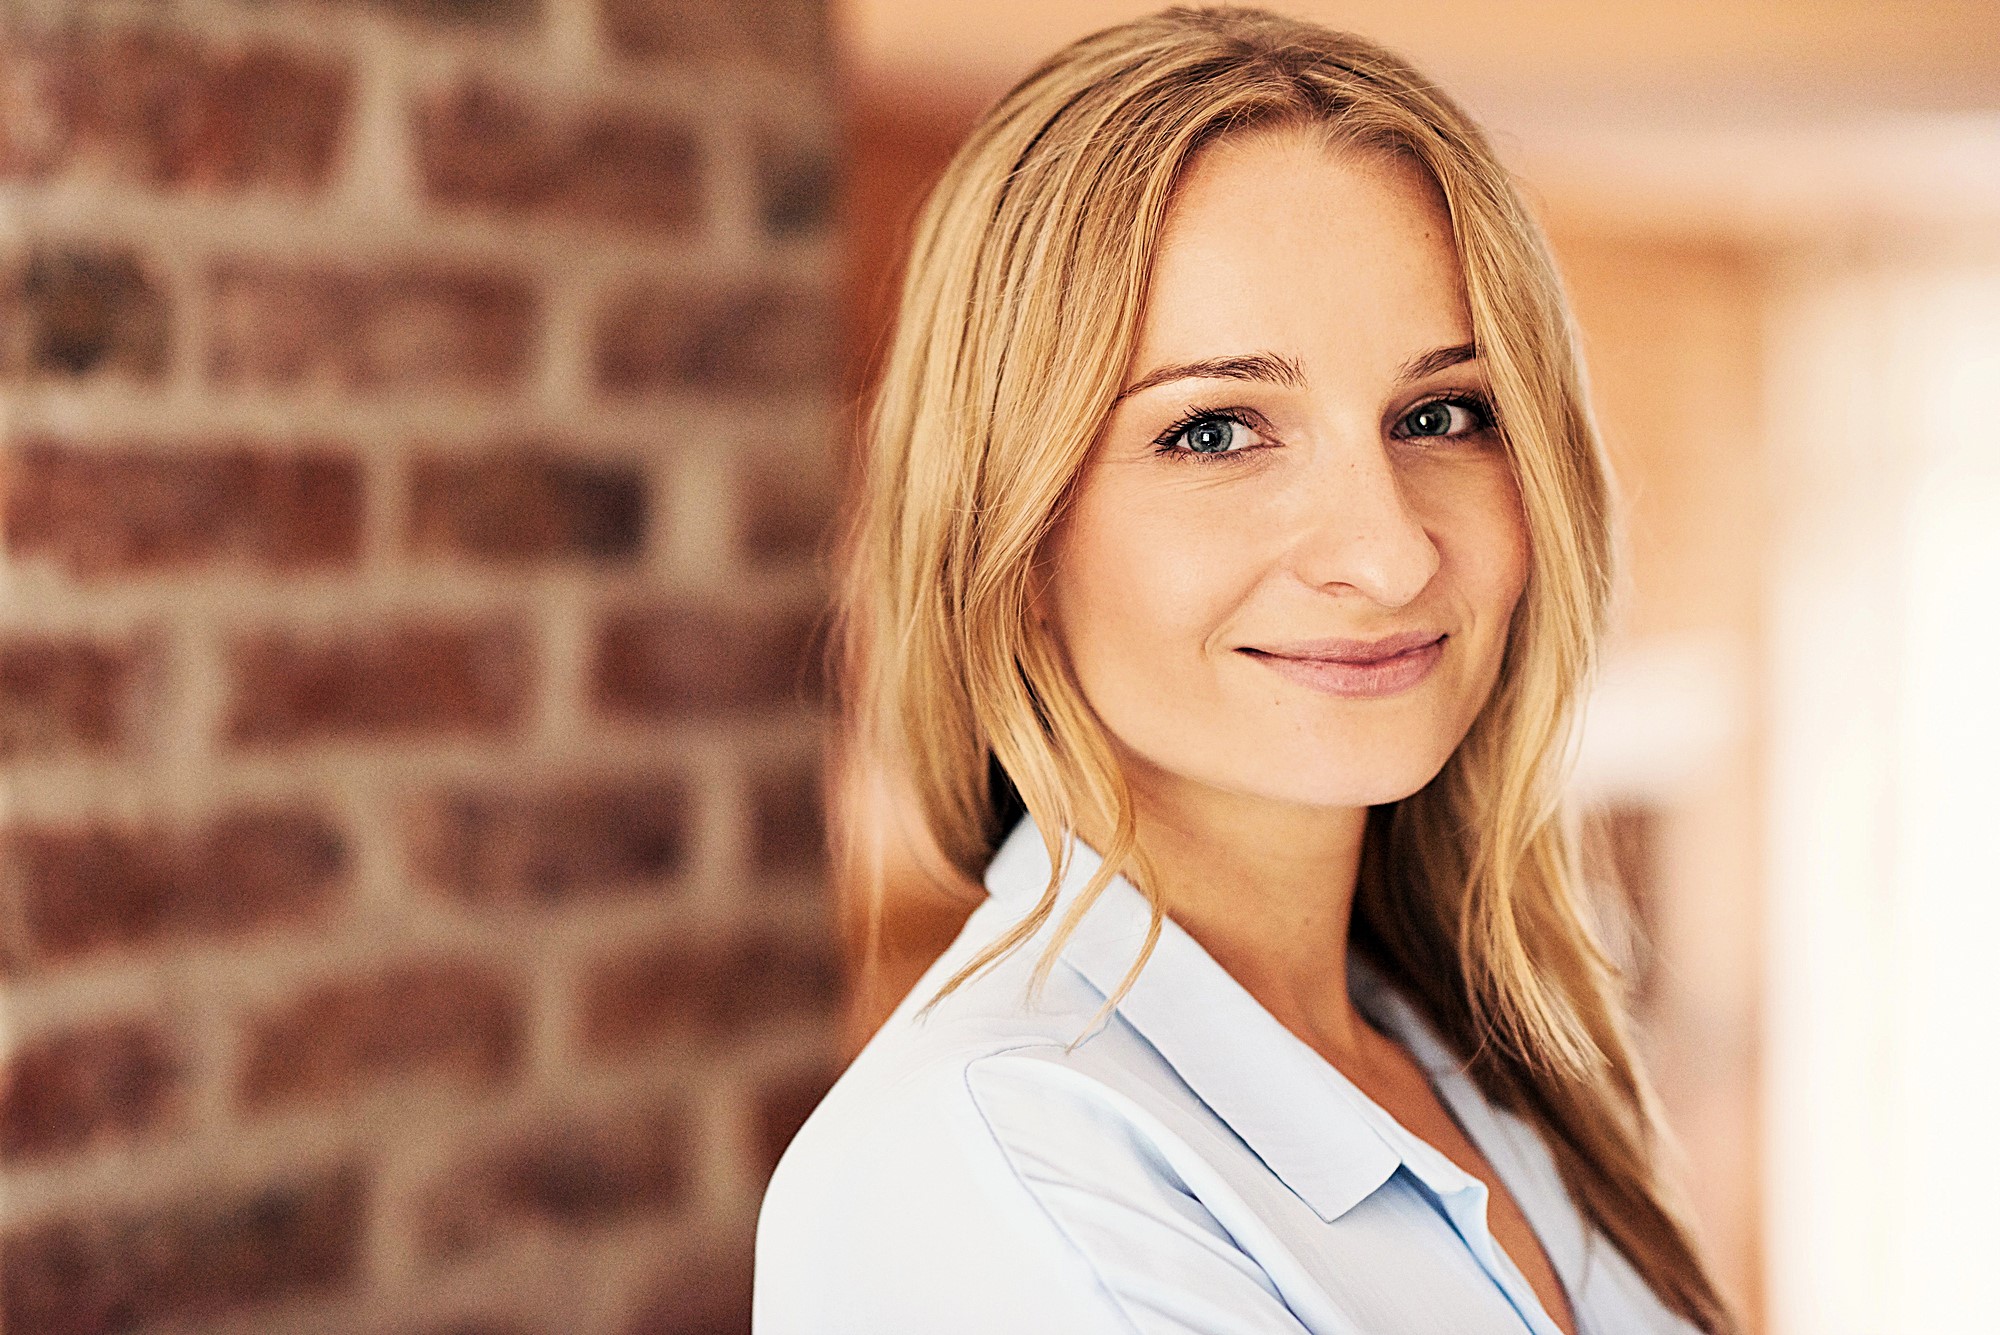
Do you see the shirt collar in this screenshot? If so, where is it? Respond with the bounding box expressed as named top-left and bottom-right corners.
top-left (982, 814), bottom-right (1487, 1224)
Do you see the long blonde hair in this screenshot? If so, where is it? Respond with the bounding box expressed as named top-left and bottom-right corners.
top-left (832, 7), bottom-right (1739, 1332)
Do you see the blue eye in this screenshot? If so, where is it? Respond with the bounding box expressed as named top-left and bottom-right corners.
top-left (1156, 411), bottom-right (1257, 459)
top-left (1182, 418), bottom-right (1242, 453)
top-left (1396, 396), bottom-right (1491, 439)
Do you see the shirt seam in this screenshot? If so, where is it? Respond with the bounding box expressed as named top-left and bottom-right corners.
top-left (962, 1042), bottom-right (1150, 1335)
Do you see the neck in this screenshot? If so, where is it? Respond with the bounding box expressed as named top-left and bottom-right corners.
top-left (1079, 755), bottom-right (1379, 1066)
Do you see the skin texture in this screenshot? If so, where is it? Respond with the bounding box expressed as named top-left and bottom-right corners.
top-left (1038, 127), bottom-right (1577, 1335)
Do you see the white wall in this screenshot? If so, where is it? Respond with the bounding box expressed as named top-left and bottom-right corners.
top-left (1763, 244), bottom-right (2000, 1335)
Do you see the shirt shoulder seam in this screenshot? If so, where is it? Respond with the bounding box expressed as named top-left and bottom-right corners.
top-left (962, 1043), bottom-right (1149, 1335)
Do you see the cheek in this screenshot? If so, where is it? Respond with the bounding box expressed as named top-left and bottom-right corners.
top-left (1430, 460), bottom-right (1530, 616)
top-left (1494, 476), bottom-right (1531, 610)
top-left (1043, 474), bottom-right (1252, 686)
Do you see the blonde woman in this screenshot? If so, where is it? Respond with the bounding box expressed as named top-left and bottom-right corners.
top-left (756, 8), bottom-right (1738, 1334)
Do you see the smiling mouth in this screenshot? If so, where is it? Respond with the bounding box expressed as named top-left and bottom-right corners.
top-left (1238, 632), bottom-right (1447, 699)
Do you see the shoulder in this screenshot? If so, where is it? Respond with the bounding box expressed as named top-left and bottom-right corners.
top-left (762, 1011), bottom-right (1200, 1230)
top-left (753, 927), bottom-right (1138, 1333)
top-left (765, 894), bottom-right (1212, 1194)
top-left (754, 913), bottom-right (1257, 1334)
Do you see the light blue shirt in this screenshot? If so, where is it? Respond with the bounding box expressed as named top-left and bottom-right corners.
top-left (755, 815), bottom-right (1701, 1334)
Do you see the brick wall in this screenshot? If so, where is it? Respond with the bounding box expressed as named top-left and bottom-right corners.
top-left (0, 1), bottom-right (842, 1331)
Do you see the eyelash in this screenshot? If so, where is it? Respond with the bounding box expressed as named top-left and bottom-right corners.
top-left (1149, 405), bottom-right (1263, 461)
top-left (1148, 392), bottom-right (1499, 463)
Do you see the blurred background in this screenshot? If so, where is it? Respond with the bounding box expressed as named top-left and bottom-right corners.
top-left (1, 1), bottom-right (1995, 1333)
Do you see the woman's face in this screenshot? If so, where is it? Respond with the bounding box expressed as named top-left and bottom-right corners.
top-left (1039, 127), bottom-right (1528, 814)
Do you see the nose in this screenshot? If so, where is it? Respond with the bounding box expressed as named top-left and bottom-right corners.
top-left (1285, 436), bottom-right (1441, 608)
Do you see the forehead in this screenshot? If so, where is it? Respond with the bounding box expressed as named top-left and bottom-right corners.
top-left (1137, 128), bottom-right (1470, 375)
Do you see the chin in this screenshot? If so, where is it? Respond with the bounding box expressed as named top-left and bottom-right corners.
top-left (1244, 756), bottom-right (1451, 810)
top-left (1246, 713), bottom-right (1467, 806)
top-left (1104, 696), bottom-right (1475, 814)
top-left (1138, 728), bottom-right (1461, 812)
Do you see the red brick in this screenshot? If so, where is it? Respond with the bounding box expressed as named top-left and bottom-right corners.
top-left (238, 957), bottom-right (524, 1109)
top-left (625, 1253), bottom-right (753, 1335)
top-left (737, 448), bottom-right (834, 567)
top-left (5, 806), bottom-right (348, 966)
top-left (599, 0), bottom-right (827, 75)
top-left (320, 0), bottom-right (540, 27)
top-left (0, 631), bottom-right (155, 759)
top-left (408, 442), bottom-right (647, 564)
top-left (590, 600), bottom-right (822, 720)
top-left (419, 1100), bottom-right (690, 1261)
top-left (0, 29), bottom-right (349, 192)
top-left (225, 617), bottom-right (529, 746)
top-left (594, 279), bottom-right (835, 396)
top-left (750, 1061), bottom-right (836, 1181)
top-left (580, 928), bottom-right (841, 1055)
top-left (748, 757), bottom-right (825, 879)
top-left (754, 127), bottom-right (836, 240)
top-left (1, 1018), bottom-right (183, 1163)
top-left (208, 260), bottom-right (535, 392)
top-left (404, 775), bottom-right (691, 908)
top-left (3, 438), bottom-right (361, 580)
top-left (0, 244), bottom-right (169, 380)
top-left (2, 1165), bottom-right (365, 1335)
top-left (413, 81), bottom-right (700, 235)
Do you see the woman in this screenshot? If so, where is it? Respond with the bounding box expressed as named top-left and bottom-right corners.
top-left (756, 8), bottom-right (1739, 1334)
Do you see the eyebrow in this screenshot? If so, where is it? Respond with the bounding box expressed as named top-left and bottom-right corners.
top-left (1112, 342), bottom-right (1481, 405)
top-left (1397, 342), bottom-right (1479, 381)
top-left (1111, 352), bottom-right (1305, 405)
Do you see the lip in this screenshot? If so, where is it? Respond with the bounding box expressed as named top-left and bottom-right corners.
top-left (1238, 631), bottom-right (1447, 699)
